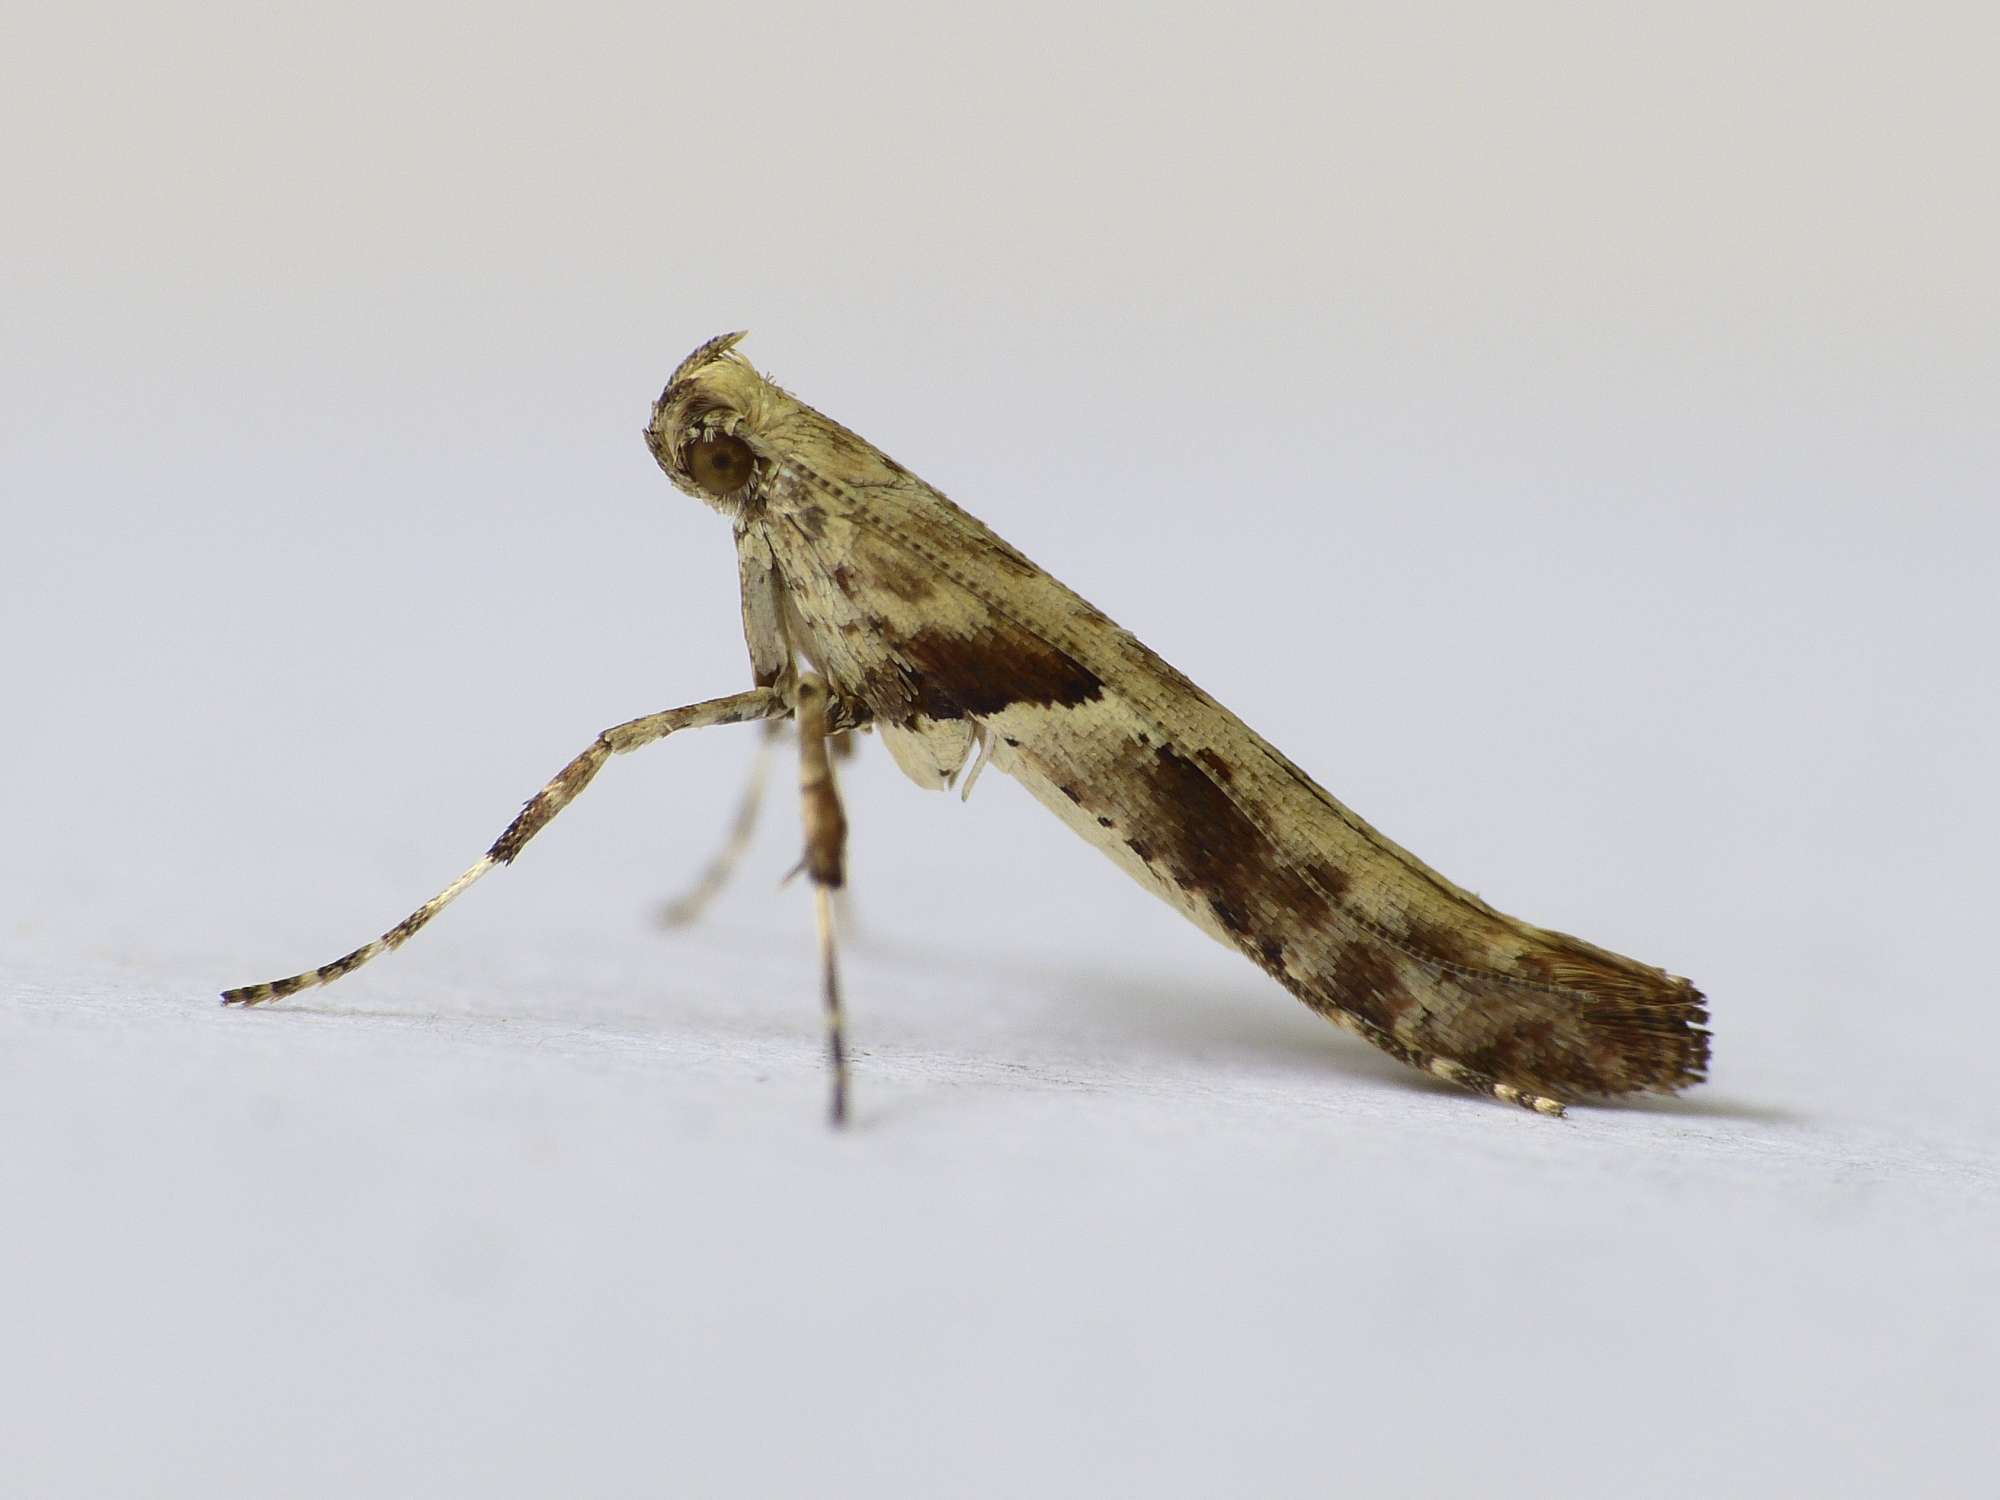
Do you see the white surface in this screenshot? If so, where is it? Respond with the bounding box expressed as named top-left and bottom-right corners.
top-left (2, 930), bottom-right (1992, 1498)
top-left (4, 3), bottom-right (1995, 1495)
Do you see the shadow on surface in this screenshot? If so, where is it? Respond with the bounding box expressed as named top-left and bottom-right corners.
top-left (1592, 1090), bottom-right (1801, 1126)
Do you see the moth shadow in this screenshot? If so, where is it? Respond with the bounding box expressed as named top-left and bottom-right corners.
top-left (1589, 1090), bottom-right (1801, 1126)
top-left (1065, 966), bottom-right (1431, 1086)
top-left (858, 934), bottom-right (1443, 1094)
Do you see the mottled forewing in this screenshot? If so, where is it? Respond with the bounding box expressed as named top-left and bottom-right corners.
top-left (738, 379), bottom-right (1706, 1103)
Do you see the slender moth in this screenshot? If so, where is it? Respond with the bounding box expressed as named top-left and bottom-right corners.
top-left (225, 332), bottom-right (1710, 1123)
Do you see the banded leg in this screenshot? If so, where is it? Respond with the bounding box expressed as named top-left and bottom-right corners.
top-left (657, 717), bottom-right (783, 928)
top-left (794, 675), bottom-right (852, 1127)
top-left (222, 686), bottom-right (786, 1006)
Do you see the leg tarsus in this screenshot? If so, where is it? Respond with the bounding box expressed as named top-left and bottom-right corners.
top-left (815, 885), bottom-right (848, 1127)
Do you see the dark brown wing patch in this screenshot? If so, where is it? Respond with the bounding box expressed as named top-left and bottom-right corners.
top-left (886, 627), bottom-right (1104, 722)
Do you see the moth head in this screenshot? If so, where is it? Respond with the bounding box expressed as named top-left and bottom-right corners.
top-left (646, 330), bottom-right (770, 516)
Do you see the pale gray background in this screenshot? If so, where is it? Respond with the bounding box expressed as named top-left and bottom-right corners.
top-left (3, 2), bottom-right (1994, 1495)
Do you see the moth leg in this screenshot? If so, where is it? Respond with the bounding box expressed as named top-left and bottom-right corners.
top-left (657, 717), bottom-right (784, 928)
top-left (824, 730), bottom-right (864, 938)
top-left (793, 674), bottom-right (852, 1127)
top-left (223, 686), bottom-right (787, 1007)
top-left (655, 723), bottom-right (865, 929)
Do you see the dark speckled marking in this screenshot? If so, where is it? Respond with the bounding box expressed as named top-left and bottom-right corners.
top-left (384, 909), bottom-right (431, 945)
top-left (1331, 938), bottom-right (1418, 1034)
top-left (844, 621), bottom-right (1103, 729)
top-left (1142, 748), bottom-right (1295, 904)
top-left (317, 950), bottom-right (369, 982)
top-left (1426, 1011), bottom-right (1580, 1099)
top-left (1208, 895), bottom-right (1252, 936)
top-left (1194, 747), bottom-right (1234, 784)
top-left (894, 628), bottom-right (1103, 721)
top-left (870, 553), bottom-right (937, 605)
top-left (1120, 745), bottom-right (1336, 960)
top-left (824, 548), bottom-right (924, 604)
top-left (1302, 859), bottom-right (1353, 904)
top-left (1400, 914), bottom-right (1479, 972)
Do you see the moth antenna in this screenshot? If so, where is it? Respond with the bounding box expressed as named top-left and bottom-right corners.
top-left (223, 688), bottom-right (785, 1007)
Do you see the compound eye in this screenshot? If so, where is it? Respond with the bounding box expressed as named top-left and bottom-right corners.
top-left (688, 433), bottom-right (755, 496)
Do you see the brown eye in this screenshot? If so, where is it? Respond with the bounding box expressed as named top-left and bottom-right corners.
top-left (688, 433), bottom-right (755, 496)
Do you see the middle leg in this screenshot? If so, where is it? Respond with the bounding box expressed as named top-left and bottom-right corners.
top-left (794, 675), bottom-right (852, 1126)
top-left (658, 716), bottom-right (784, 928)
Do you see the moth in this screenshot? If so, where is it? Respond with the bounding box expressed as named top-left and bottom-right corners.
top-left (226, 332), bottom-right (1710, 1123)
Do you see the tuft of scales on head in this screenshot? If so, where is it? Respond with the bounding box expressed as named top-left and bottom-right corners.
top-left (646, 331), bottom-right (773, 515)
